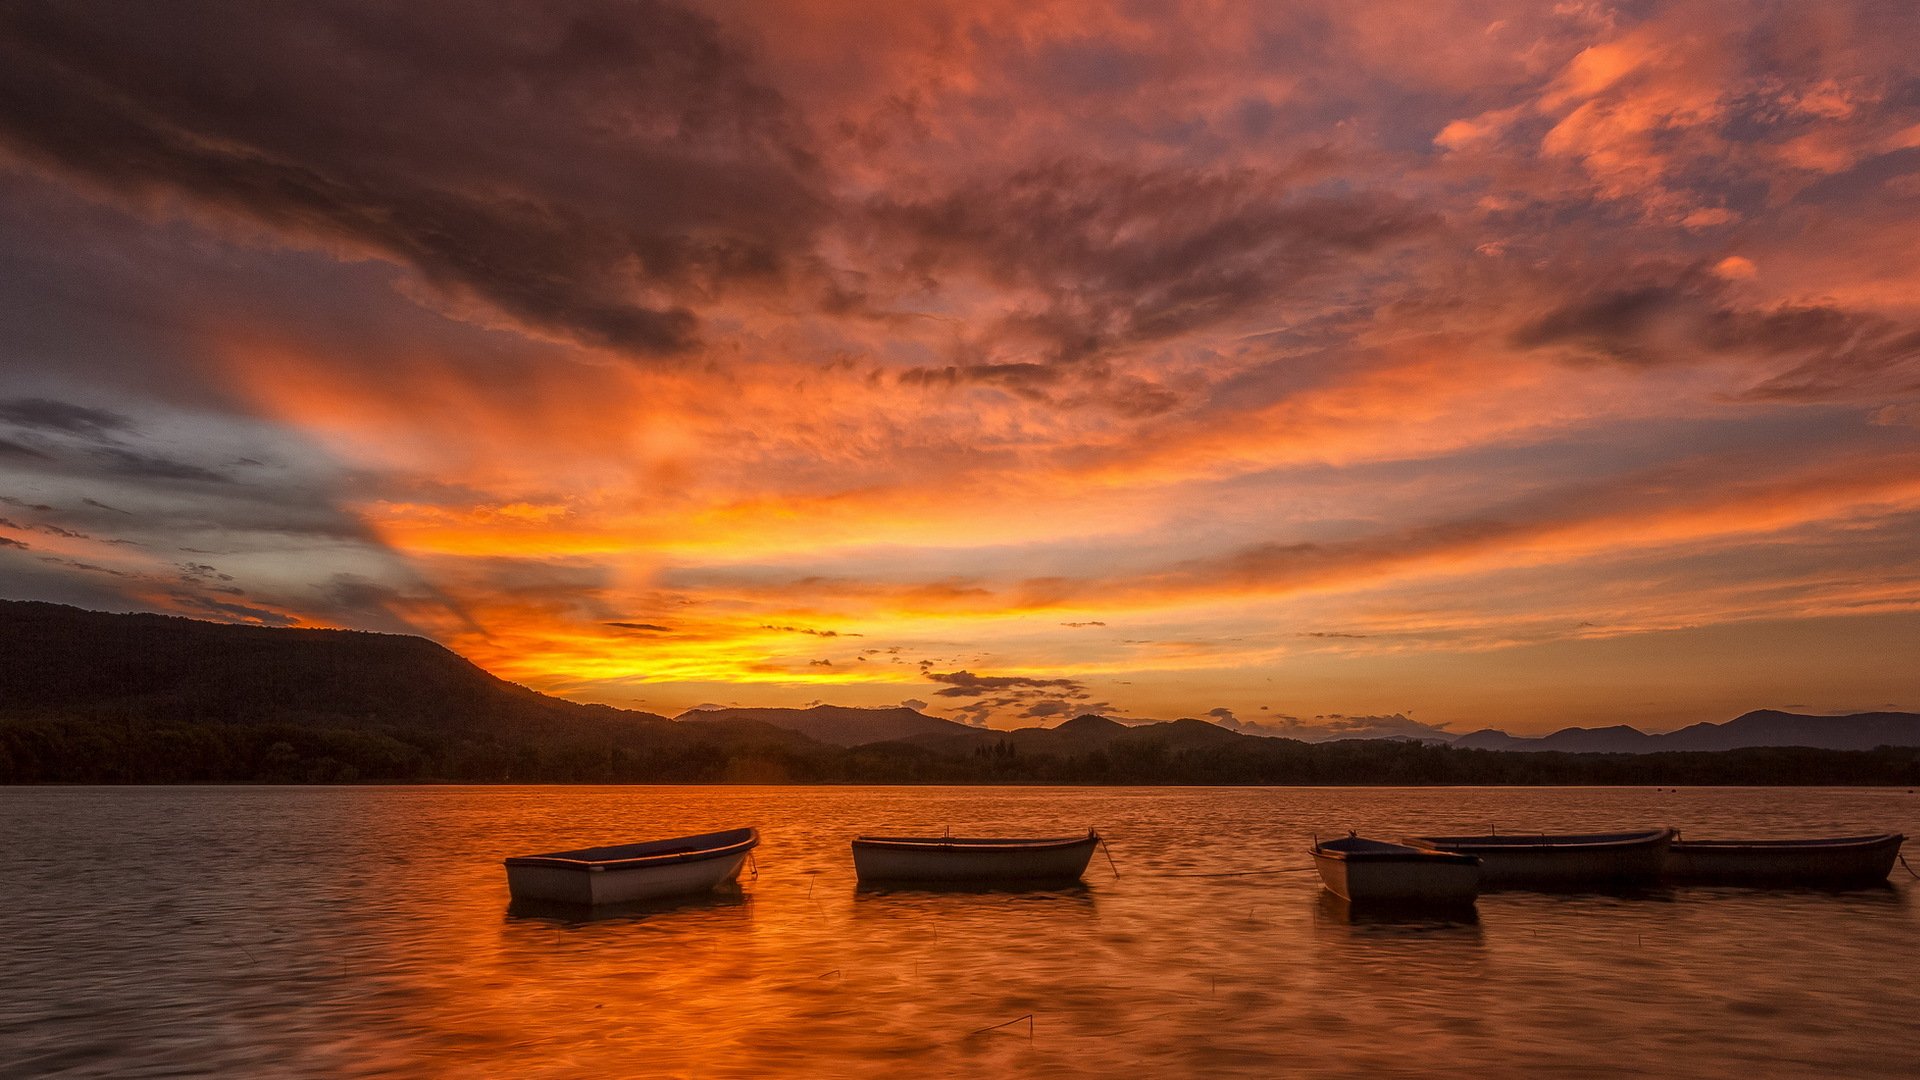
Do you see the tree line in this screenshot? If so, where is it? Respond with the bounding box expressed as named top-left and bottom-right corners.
top-left (5, 714), bottom-right (1918, 786)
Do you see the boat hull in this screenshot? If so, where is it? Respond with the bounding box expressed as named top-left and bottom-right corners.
top-left (852, 834), bottom-right (1098, 883)
top-left (1408, 829), bottom-right (1673, 889)
top-left (506, 850), bottom-right (752, 905)
top-left (504, 828), bottom-right (758, 906)
top-left (1666, 834), bottom-right (1904, 887)
top-left (1312, 850), bottom-right (1480, 905)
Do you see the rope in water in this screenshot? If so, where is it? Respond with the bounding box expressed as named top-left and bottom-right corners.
top-left (1899, 853), bottom-right (1920, 881)
top-left (970, 1013), bottom-right (1034, 1038)
top-left (1153, 866), bottom-right (1318, 877)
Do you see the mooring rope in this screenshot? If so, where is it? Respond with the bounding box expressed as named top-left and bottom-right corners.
top-left (970, 1013), bottom-right (1034, 1038)
top-left (1153, 866), bottom-right (1318, 878)
top-left (1898, 852), bottom-right (1920, 881)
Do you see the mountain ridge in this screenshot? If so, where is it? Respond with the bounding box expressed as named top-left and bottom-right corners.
top-left (677, 704), bottom-right (976, 746)
top-left (1451, 709), bottom-right (1920, 753)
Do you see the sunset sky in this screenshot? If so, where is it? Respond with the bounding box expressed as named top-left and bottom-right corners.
top-left (2, 1), bottom-right (1917, 737)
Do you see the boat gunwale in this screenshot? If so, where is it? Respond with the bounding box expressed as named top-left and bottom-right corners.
top-left (505, 828), bottom-right (759, 872)
top-left (1669, 832), bottom-right (1904, 852)
top-left (1312, 846), bottom-right (1480, 867)
top-left (1410, 827), bottom-right (1674, 852)
top-left (852, 831), bottom-right (1098, 854)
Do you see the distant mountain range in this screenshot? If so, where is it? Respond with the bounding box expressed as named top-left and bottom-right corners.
top-left (681, 705), bottom-right (1262, 754)
top-left (3, 599), bottom-right (1916, 785)
top-left (678, 704), bottom-right (975, 746)
top-left (683, 699), bottom-right (1920, 755)
top-left (1450, 710), bottom-right (1920, 753)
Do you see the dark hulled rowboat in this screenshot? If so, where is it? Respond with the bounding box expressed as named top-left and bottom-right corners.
top-left (1310, 835), bottom-right (1481, 905)
top-left (851, 831), bottom-right (1100, 884)
top-left (1406, 828), bottom-right (1673, 889)
top-left (1665, 833), bottom-right (1904, 887)
top-left (504, 828), bottom-right (759, 906)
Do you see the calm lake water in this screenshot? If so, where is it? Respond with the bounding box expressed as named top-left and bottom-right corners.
top-left (3, 786), bottom-right (1917, 1078)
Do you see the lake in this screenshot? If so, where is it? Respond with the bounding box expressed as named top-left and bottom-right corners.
top-left (3, 786), bottom-right (1916, 1077)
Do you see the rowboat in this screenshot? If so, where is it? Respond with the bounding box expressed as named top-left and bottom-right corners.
top-left (504, 827), bottom-right (758, 906)
top-left (1310, 834), bottom-right (1481, 905)
top-left (1666, 833), bottom-right (1905, 887)
top-left (851, 830), bottom-right (1100, 884)
top-left (1406, 828), bottom-right (1673, 889)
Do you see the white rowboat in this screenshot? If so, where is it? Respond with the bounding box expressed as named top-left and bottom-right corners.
top-left (1666, 833), bottom-right (1904, 886)
top-left (1407, 828), bottom-right (1673, 889)
top-left (1310, 835), bottom-right (1481, 905)
top-left (504, 828), bottom-right (758, 906)
top-left (851, 831), bottom-right (1100, 883)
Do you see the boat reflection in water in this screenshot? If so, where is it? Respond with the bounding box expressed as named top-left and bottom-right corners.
top-left (505, 886), bottom-right (752, 925)
top-left (1313, 888), bottom-right (1484, 934)
top-left (853, 877), bottom-right (1097, 898)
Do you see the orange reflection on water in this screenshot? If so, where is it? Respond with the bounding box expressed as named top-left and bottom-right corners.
top-left (4, 786), bottom-right (1896, 1077)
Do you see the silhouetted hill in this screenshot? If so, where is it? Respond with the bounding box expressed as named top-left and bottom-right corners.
top-left (1451, 710), bottom-right (1920, 753)
top-left (1534, 725), bottom-right (1657, 753)
top-left (677, 704), bottom-right (974, 746)
top-left (0, 599), bottom-right (676, 738)
top-left (1008, 713), bottom-right (1130, 752)
top-left (0, 600), bottom-right (818, 782)
top-left (1452, 728), bottom-right (1529, 751)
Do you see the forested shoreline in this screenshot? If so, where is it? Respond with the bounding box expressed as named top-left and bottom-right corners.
top-left (6, 714), bottom-right (1918, 786)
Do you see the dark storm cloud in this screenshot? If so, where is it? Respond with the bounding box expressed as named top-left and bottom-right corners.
top-left (0, 397), bottom-right (134, 438)
top-left (925, 669), bottom-right (1088, 698)
top-left (871, 157), bottom-right (1433, 361)
top-left (1513, 273), bottom-right (1920, 398)
top-left (0, 0), bottom-right (827, 357)
top-left (1206, 706), bottom-right (1450, 742)
top-left (89, 447), bottom-right (234, 484)
top-left (166, 593), bottom-right (299, 627)
top-left (0, 516), bottom-right (115, 543)
top-left (1512, 285), bottom-right (1695, 364)
top-left (1311, 713), bottom-right (1452, 742)
top-left (897, 361), bottom-right (1186, 416)
top-left (897, 362), bottom-right (1066, 395)
top-left (0, 437), bottom-right (48, 458)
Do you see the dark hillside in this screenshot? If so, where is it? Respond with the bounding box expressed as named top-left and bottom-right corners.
top-left (0, 599), bottom-right (673, 737)
top-left (0, 600), bottom-right (813, 783)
